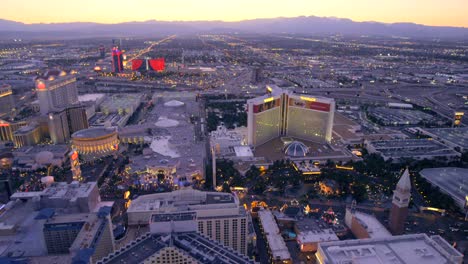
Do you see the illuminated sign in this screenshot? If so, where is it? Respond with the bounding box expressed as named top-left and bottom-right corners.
top-left (303, 171), bottom-right (321, 175)
top-left (454, 112), bottom-right (464, 126)
top-left (70, 151), bottom-right (78, 161)
top-left (335, 165), bottom-right (354, 171)
top-left (289, 98), bottom-right (330, 112)
top-left (253, 98), bottom-right (280, 113)
top-left (300, 96), bottom-right (317, 102)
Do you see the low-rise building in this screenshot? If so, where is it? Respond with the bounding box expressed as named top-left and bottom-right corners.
top-left (418, 127), bottom-right (468, 152)
top-left (13, 122), bottom-right (42, 147)
top-left (258, 209), bottom-right (292, 264)
top-left (10, 181), bottom-right (101, 213)
top-left (13, 144), bottom-right (69, 171)
top-left (420, 167), bottom-right (468, 210)
top-left (345, 207), bottom-right (391, 239)
top-left (71, 127), bottom-right (119, 162)
top-left (365, 138), bottom-right (461, 161)
top-left (294, 218), bottom-right (338, 252)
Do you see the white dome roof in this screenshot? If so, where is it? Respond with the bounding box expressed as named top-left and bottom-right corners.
top-left (35, 151), bottom-right (54, 165)
top-left (155, 117), bottom-right (179, 128)
top-left (164, 100), bottom-right (184, 107)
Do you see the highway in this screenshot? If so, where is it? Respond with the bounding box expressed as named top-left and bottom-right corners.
top-left (127, 35), bottom-right (176, 62)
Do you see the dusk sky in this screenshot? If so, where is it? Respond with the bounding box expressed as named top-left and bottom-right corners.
top-left (2, 0), bottom-right (468, 27)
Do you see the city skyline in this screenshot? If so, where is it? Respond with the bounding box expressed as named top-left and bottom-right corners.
top-left (2, 0), bottom-right (468, 27)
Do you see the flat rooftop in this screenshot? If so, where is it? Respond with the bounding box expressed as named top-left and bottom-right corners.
top-left (295, 218), bottom-right (339, 243)
top-left (369, 107), bottom-right (434, 125)
top-left (127, 188), bottom-right (238, 214)
top-left (78, 93), bottom-right (105, 102)
top-left (420, 167), bottom-right (468, 208)
top-left (258, 210), bottom-right (291, 261)
top-left (367, 139), bottom-right (460, 159)
top-left (422, 127), bottom-right (468, 150)
top-left (41, 182), bottom-right (97, 201)
top-left (318, 234), bottom-right (463, 264)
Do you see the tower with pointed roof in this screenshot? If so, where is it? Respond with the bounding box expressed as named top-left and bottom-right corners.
top-left (389, 168), bottom-right (411, 235)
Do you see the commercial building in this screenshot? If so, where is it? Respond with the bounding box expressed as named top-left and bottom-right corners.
top-left (294, 218), bottom-right (339, 252)
top-left (99, 93), bottom-right (143, 116)
top-left (418, 127), bottom-right (468, 152)
top-left (127, 188), bottom-right (251, 256)
top-left (13, 144), bottom-right (69, 171)
top-left (127, 92), bottom-right (205, 185)
top-left (316, 234), bottom-right (463, 264)
top-left (0, 119), bottom-right (28, 142)
top-left (365, 139), bottom-right (461, 161)
top-left (35, 71), bottom-right (79, 115)
top-left (345, 207), bottom-right (391, 239)
top-left (210, 125), bottom-right (247, 157)
top-left (48, 105), bottom-right (89, 144)
top-left (43, 213), bottom-right (87, 254)
top-left (48, 109), bottom-right (69, 144)
top-left (13, 122), bottom-right (42, 147)
top-left (420, 167), bottom-right (468, 210)
top-left (10, 181), bottom-right (101, 213)
top-left (0, 182), bottom-right (113, 264)
top-left (70, 207), bottom-right (116, 264)
top-left (0, 84), bottom-right (14, 118)
top-left (118, 124), bottom-right (152, 145)
top-left (368, 107), bottom-right (434, 126)
top-left (257, 209), bottom-right (292, 264)
top-left (247, 85), bottom-right (335, 147)
top-left (71, 127), bottom-right (119, 161)
top-left (96, 231), bottom-right (255, 264)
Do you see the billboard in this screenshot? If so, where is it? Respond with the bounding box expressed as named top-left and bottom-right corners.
top-left (253, 98), bottom-right (280, 113)
top-left (289, 97), bottom-right (330, 112)
top-left (149, 58), bottom-right (165, 72)
top-left (131, 59), bottom-right (145, 71)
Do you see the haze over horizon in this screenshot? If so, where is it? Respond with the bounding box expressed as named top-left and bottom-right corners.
top-left (2, 0), bottom-right (468, 28)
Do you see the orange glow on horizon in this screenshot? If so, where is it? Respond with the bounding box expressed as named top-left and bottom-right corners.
top-left (1, 0), bottom-right (468, 28)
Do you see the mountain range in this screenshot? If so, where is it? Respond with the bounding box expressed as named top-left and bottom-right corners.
top-left (1, 16), bottom-right (467, 39)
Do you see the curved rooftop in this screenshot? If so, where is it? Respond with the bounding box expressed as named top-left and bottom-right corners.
top-left (72, 127), bottom-right (117, 139)
top-left (155, 117), bottom-right (179, 128)
top-left (284, 141), bottom-right (309, 157)
top-left (164, 100), bottom-right (184, 107)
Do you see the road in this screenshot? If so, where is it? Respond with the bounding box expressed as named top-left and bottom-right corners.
top-left (127, 35), bottom-right (176, 62)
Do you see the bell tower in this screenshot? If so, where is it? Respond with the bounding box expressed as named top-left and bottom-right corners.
top-left (389, 168), bottom-right (411, 235)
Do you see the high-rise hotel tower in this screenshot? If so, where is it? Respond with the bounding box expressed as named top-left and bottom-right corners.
top-left (247, 85), bottom-right (335, 147)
